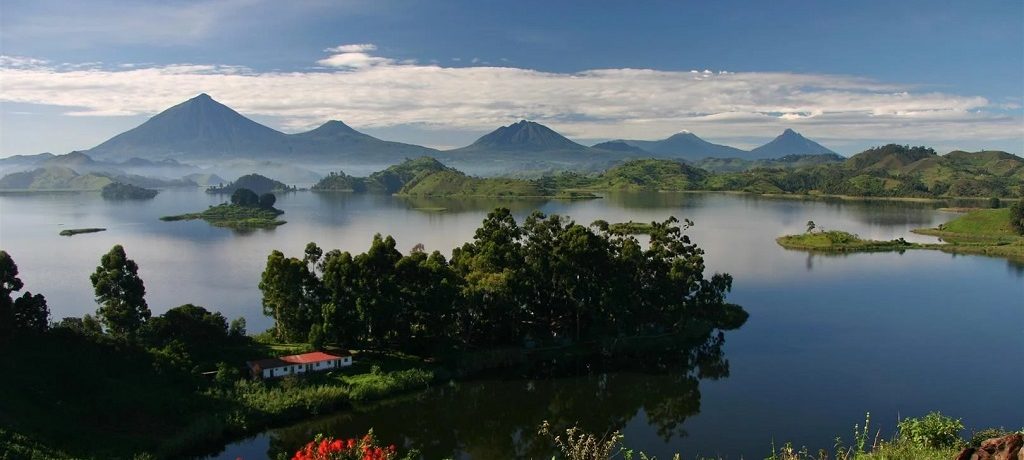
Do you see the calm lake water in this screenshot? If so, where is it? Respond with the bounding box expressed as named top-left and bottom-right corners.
top-left (1, 189), bottom-right (1021, 459)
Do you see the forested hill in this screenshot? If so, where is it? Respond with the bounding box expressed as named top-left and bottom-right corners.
top-left (312, 157), bottom-right (575, 197)
top-left (206, 173), bottom-right (293, 194)
top-left (309, 147), bottom-right (1023, 199)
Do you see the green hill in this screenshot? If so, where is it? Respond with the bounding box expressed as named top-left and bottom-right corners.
top-left (589, 159), bottom-right (710, 191)
top-left (366, 156), bottom-right (456, 193)
top-left (206, 173), bottom-right (292, 195)
top-left (0, 166), bottom-right (113, 191)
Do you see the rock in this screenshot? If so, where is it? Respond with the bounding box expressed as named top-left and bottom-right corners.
top-left (954, 433), bottom-right (1023, 460)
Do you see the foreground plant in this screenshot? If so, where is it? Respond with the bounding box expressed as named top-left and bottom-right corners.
top-left (291, 431), bottom-right (405, 460)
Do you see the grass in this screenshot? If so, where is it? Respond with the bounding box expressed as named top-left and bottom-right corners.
top-left (912, 208), bottom-right (1024, 260)
top-left (160, 203), bottom-right (286, 229)
top-left (58, 227), bottom-right (106, 236)
top-left (778, 209), bottom-right (1024, 261)
top-left (776, 230), bottom-right (919, 253)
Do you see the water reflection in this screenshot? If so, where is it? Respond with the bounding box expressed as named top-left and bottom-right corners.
top-left (221, 331), bottom-right (734, 460)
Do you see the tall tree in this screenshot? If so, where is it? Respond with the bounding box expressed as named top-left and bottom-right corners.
top-left (451, 208), bottom-right (527, 346)
top-left (0, 250), bottom-right (49, 336)
top-left (90, 245), bottom-right (150, 338)
top-left (259, 250), bottom-right (322, 341)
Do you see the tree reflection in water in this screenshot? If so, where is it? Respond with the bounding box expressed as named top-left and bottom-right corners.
top-left (263, 326), bottom-right (741, 459)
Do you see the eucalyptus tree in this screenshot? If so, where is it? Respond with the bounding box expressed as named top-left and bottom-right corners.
top-left (90, 245), bottom-right (149, 338)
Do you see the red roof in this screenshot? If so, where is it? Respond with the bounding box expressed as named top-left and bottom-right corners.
top-left (247, 351), bottom-right (351, 371)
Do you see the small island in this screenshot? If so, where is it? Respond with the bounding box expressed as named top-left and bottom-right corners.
top-left (607, 221), bottom-right (656, 235)
top-left (59, 227), bottom-right (107, 236)
top-left (101, 182), bottom-right (158, 200)
top-left (161, 188), bottom-right (285, 229)
top-left (777, 204), bottom-right (1024, 261)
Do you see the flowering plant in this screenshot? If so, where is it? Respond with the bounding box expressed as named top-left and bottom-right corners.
top-left (291, 431), bottom-right (399, 460)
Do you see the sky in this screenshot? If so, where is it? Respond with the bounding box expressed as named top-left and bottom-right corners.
top-left (1, 0), bottom-right (1022, 157)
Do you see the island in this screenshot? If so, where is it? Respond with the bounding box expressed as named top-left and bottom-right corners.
top-left (777, 204), bottom-right (1024, 261)
top-left (58, 227), bottom-right (106, 236)
top-left (101, 182), bottom-right (158, 200)
top-left (161, 188), bottom-right (285, 229)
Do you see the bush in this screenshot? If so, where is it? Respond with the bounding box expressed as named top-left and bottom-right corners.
top-left (988, 197), bottom-right (1001, 209)
top-left (969, 427), bottom-right (1013, 447)
top-left (897, 412), bottom-right (964, 449)
top-left (1011, 200), bottom-right (1024, 235)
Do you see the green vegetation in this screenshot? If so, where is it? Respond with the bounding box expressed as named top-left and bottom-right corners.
top-left (776, 230), bottom-right (917, 253)
top-left (693, 153), bottom-right (846, 173)
top-left (161, 189), bottom-right (285, 229)
top-left (778, 208), bottom-right (1024, 261)
top-left (703, 145), bottom-right (1024, 198)
top-left (101, 181), bottom-right (159, 199)
top-left (911, 208), bottom-right (1024, 260)
top-left (0, 250), bottom-right (50, 339)
top-left (58, 227), bottom-right (106, 236)
top-left (259, 210), bottom-right (744, 349)
top-left (605, 221), bottom-right (656, 234)
top-left (313, 157), bottom-right (598, 198)
top-left (1009, 200), bottom-right (1024, 235)
top-left (206, 173), bottom-right (293, 194)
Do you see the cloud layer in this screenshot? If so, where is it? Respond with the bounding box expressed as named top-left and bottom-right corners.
top-left (1, 45), bottom-right (1020, 146)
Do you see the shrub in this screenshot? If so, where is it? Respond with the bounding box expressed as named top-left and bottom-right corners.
top-left (969, 427), bottom-right (1012, 447)
top-left (1010, 200), bottom-right (1024, 235)
top-left (897, 412), bottom-right (964, 449)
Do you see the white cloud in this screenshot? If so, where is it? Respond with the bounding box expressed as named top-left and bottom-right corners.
top-left (316, 52), bottom-right (394, 69)
top-left (325, 44), bottom-right (378, 53)
top-left (0, 47), bottom-right (1020, 147)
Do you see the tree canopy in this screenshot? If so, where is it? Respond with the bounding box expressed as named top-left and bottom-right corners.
top-left (260, 208), bottom-right (746, 352)
top-left (0, 250), bottom-right (50, 337)
top-left (90, 245), bottom-right (150, 338)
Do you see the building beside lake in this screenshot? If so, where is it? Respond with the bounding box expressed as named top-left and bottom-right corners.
top-left (247, 351), bottom-right (352, 379)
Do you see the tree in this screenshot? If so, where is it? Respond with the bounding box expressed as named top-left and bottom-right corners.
top-left (1011, 200), bottom-right (1024, 236)
top-left (145, 304), bottom-right (229, 360)
top-left (91, 245), bottom-right (150, 338)
top-left (259, 250), bottom-right (321, 341)
top-left (230, 188), bottom-right (260, 207)
top-left (1, 250), bottom-right (49, 337)
top-left (259, 192), bottom-right (277, 209)
top-left (806, 220), bottom-right (816, 233)
top-left (229, 317), bottom-right (247, 339)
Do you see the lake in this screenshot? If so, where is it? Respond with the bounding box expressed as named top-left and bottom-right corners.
top-left (1, 189), bottom-right (1021, 459)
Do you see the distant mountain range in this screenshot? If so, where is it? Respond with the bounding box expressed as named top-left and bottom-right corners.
top-left (69, 94), bottom-right (840, 166)
top-left (86, 94), bottom-right (437, 163)
top-left (618, 131), bottom-right (748, 160)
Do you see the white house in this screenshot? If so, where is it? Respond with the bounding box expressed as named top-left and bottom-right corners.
top-left (247, 351), bottom-right (352, 379)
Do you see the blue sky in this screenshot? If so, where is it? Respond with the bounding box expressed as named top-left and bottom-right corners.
top-left (1, 0), bottom-right (1022, 156)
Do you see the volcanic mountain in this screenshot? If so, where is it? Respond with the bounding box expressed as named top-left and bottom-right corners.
top-left (620, 131), bottom-right (747, 160)
top-left (86, 94), bottom-right (436, 162)
top-left (749, 129), bottom-right (837, 158)
top-left (449, 120), bottom-right (590, 154)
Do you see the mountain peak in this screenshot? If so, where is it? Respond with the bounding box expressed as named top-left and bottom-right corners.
top-left (461, 120), bottom-right (587, 152)
top-left (749, 129), bottom-right (836, 158)
top-left (620, 131), bottom-right (746, 160)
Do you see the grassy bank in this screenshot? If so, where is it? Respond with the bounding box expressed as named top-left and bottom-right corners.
top-left (778, 209), bottom-right (1024, 261)
top-left (160, 203), bottom-right (285, 229)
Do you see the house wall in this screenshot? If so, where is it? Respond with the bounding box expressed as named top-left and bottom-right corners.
top-left (259, 357), bottom-right (353, 379)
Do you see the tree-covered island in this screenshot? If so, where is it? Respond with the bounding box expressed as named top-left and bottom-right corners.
top-left (160, 187), bottom-right (285, 229)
